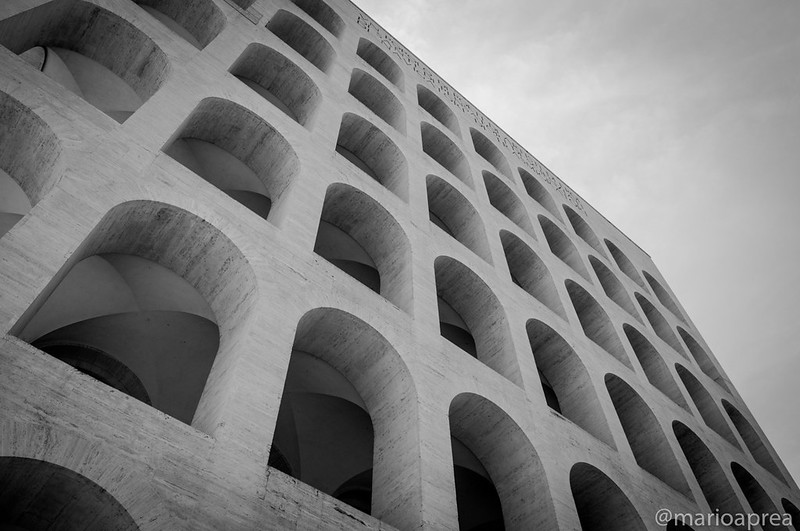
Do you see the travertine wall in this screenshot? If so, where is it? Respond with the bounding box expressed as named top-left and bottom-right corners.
top-left (0, 0), bottom-right (797, 529)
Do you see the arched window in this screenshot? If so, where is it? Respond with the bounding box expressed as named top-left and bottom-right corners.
top-left (636, 293), bottom-right (687, 357)
top-left (0, 92), bottom-right (60, 239)
top-left (483, 171), bottom-right (535, 236)
top-left (268, 309), bottom-right (419, 528)
top-left (469, 128), bottom-right (512, 180)
top-left (449, 393), bottom-right (558, 530)
top-left (0, 457), bottom-right (139, 530)
top-left (229, 44), bottom-right (321, 127)
top-left (1, 0), bottom-right (169, 123)
top-left (421, 122), bottom-right (472, 187)
top-left (135, 0), bottom-right (225, 49)
top-left (417, 84), bottom-right (459, 137)
top-left (501, 231), bottom-right (566, 319)
top-left (164, 98), bottom-right (299, 223)
top-left (11, 201), bottom-right (257, 432)
top-left (675, 365), bottom-right (739, 447)
top-left (782, 499), bottom-right (800, 528)
top-left (313, 183), bottom-right (412, 313)
top-left (356, 38), bottom-right (403, 90)
top-left (643, 271), bottom-right (687, 323)
top-left (540, 216), bottom-right (590, 280)
top-left (624, 325), bottom-right (689, 410)
top-left (605, 374), bottom-right (690, 495)
top-left (527, 320), bottom-right (614, 446)
top-left (566, 280), bottom-right (632, 369)
top-left (266, 10), bottom-right (335, 72)
top-left (589, 256), bottom-right (641, 322)
top-left (605, 239), bottom-right (647, 289)
top-left (722, 400), bottom-right (784, 482)
top-left (349, 68), bottom-right (405, 133)
top-left (519, 168), bottom-right (562, 221)
top-left (570, 463), bottom-right (646, 530)
top-left (291, 0), bottom-right (344, 38)
top-left (730, 463), bottom-right (783, 527)
top-left (678, 327), bottom-right (729, 391)
top-left (673, 422), bottom-right (745, 519)
top-left (565, 206), bottom-right (607, 257)
top-left (426, 175), bottom-right (491, 262)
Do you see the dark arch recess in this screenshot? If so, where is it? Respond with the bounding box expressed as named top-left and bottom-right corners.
top-left (570, 463), bottom-right (646, 531)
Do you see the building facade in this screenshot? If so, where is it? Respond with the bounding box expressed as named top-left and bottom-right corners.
top-left (0, 0), bottom-right (797, 529)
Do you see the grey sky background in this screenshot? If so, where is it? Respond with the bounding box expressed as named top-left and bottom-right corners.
top-left (353, 0), bottom-right (800, 485)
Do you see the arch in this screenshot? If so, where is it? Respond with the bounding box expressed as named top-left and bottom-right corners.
top-left (291, 0), bottom-right (344, 37)
top-left (623, 325), bottom-right (689, 410)
top-left (421, 122), bottom-right (472, 187)
top-left (336, 113), bottom-right (408, 201)
top-left (0, 92), bottom-right (61, 239)
top-left (565, 280), bottom-right (632, 369)
top-left (469, 128), bottom-right (512, 179)
top-left (426, 175), bottom-right (491, 262)
top-left (605, 239), bottom-right (647, 289)
top-left (722, 400), bottom-right (784, 482)
top-left (1, 0), bottom-right (169, 123)
top-left (605, 374), bottom-right (691, 495)
top-left (643, 271), bottom-right (687, 323)
top-left (636, 293), bottom-right (687, 357)
top-left (348, 68), bottom-right (406, 133)
top-left (12, 201), bottom-right (258, 433)
top-left (356, 38), bottom-right (403, 90)
top-left (269, 308), bottom-right (419, 528)
top-left (782, 499), bottom-right (800, 528)
top-left (483, 171), bottom-right (535, 236)
top-left (417, 84), bottom-right (459, 137)
top-left (135, 0), bottom-right (225, 49)
top-left (673, 422), bottom-right (745, 518)
top-left (0, 457), bottom-right (139, 530)
top-left (570, 463), bottom-right (646, 530)
top-left (731, 463), bottom-right (786, 530)
top-left (527, 320), bottom-right (615, 446)
top-left (229, 44), bottom-right (321, 127)
top-left (449, 393), bottom-right (558, 530)
top-left (539, 215), bottom-right (590, 280)
top-left (589, 256), bottom-right (642, 322)
top-left (519, 168), bottom-right (562, 221)
top-left (314, 183), bottom-right (412, 313)
top-left (266, 10), bottom-right (335, 72)
top-left (435, 257), bottom-right (520, 385)
top-left (678, 327), bottom-right (729, 391)
top-left (501, 231), bottom-right (566, 319)
top-left (164, 98), bottom-right (299, 222)
top-left (564, 206), bottom-right (606, 258)
top-left (675, 365), bottom-right (739, 448)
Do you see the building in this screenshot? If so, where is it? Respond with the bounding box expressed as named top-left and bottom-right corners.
top-left (0, 0), bottom-right (797, 529)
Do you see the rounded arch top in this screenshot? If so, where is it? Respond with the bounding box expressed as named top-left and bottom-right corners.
top-left (291, 0), bottom-right (345, 38)
top-left (469, 128), bottom-right (512, 180)
top-left (356, 38), bottom-right (403, 90)
top-left (417, 84), bottom-right (459, 137)
top-left (135, 0), bottom-right (226, 49)
top-left (570, 462), bottom-right (647, 531)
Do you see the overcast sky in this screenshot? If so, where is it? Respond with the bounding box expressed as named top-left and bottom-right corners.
top-left (353, 0), bottom-right (800, 488)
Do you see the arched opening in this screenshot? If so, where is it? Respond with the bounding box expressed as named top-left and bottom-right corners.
top-left (336, 113), bottom-right (408, 201)
top-left (134, 0), bottom-right (225, 49)
top-left (313, 183), bottom-right (412, 313)
top-left (722, 400), bottom-right (784, 482)
top-left (501, 231), bottom-right (566, 319)
top-left (164, 98), bottom-right (299, 222)
top-left (449, 393), bottom-right (558, 530)
top-left (519, 168), bottom-right (562, 221)
top-left (678, 327), bottom-right (730, 392)
top-left (673, 422), bottom-right (745, 520)
top-left (426, 175), bottom-right (491, 262)
top-left (539, 216), bottom-right (590, 280)
top-left (435, 257), bottom-right (520, 385)
top-left (483, 171), bottom-right (535, 236)
top-left (421, 122), bottom-right (472, 187)
top-left (624, 325), bottom-right (689, 410)
top-left (11, 201), bottom-right (258, 432)
top-left (0, 457), bottom-right (139, 530)
top-left (675, 366), bottom-right (739, 448)
top-left (417, 84), bottom-right (459, 137)
top-left (565, 280), bottom-right (632, 369)
top-left (266, 10), bottom-right (335, 73)
top-left (570, 463), bottom-right (646, 530)
top-left (469, 128), bottom-right (512, 180)
top-left (782, 499), bottom-right (800, 528)
top-left (268, 308), bottom-right (419, 527)
top-left (356, 38), bottom-right (403, 90)
top-left (605, 374), bottom-right (691, 496)
top-left (291, 0), bottom-right (344, 38)
top-left (348, 69), bottom-right (406, 133)
top-left (229, 44), bottom-right (321, 127)
top-left (564, 206), bottom-right (606, 258)
top-left (636, 293), bottom-right (687, 357)
top-left (0, 92), bottom-right (60, 239)
top-left (605, 239), bottom-right (647, 289)
top-left (527, 320), bottom-right (615, 446)
top-left (589, 256), bottom-right (641, 322)
top-left (1, 0), bottom-right (169, 123)
top-left (731, 463), bottom-right (785, 530)
top-left (644, 271), bottom-right (686, 323)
